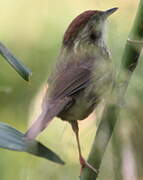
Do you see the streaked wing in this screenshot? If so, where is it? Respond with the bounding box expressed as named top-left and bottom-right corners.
top-left (48, 60), bottom-right (93, 99)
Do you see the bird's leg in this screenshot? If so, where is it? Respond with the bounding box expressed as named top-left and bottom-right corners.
top-left (71, 121), bottom-right (98, 175)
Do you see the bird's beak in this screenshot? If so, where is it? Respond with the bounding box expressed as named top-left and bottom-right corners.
top-left (104, 7), bottom-right (118, 18)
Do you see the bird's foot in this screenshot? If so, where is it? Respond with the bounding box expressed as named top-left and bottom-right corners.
top-left (79, 156), bottom-right (98, 175)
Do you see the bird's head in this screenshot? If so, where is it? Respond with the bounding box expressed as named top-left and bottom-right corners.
top-left (63, 8), bottom-right (118, 52)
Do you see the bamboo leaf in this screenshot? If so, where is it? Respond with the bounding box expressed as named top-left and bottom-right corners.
top-left (0, 42), bottom-right (32, 81)
top-left (0, 122), bottom-right (65, 165)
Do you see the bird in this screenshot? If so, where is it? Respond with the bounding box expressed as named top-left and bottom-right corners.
top-left (25, 7), bottom-right (118, 174)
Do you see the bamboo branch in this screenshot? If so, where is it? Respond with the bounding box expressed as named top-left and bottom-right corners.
top-left (81, 1), bottom-right (143, 179)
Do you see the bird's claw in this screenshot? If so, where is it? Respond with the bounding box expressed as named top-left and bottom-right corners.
top-left (79, 156), bottom-right (98, 175)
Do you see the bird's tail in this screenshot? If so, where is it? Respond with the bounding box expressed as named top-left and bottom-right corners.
top-left (25, 97), bottom-right (70, 139)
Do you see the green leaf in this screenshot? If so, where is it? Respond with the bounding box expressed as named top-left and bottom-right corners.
top-left (0, 122), bottom-right (65, 165)
top-left (0, 42), bottom-right (32, 81)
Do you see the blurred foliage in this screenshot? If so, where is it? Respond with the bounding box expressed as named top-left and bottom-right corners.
top-left (0, 0), bottom-right (142, 180)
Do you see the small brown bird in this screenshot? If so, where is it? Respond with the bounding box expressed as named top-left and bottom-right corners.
top-left (25, 8), bottom-right (118, 173)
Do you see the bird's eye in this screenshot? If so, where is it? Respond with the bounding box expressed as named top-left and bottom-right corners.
top-left (90, 33), bottom-right (98, 41)
top-left (89, 31), bottom-right (101, 42)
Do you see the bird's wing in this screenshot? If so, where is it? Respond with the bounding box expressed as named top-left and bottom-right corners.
top-left (48, 60), bottom-right (92, 99)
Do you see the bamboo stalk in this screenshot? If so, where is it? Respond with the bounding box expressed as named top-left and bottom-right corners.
top-left (81, 1), bottom-right (143, 179)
